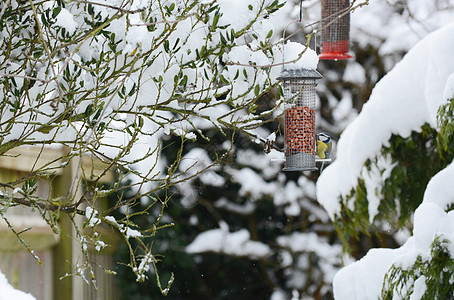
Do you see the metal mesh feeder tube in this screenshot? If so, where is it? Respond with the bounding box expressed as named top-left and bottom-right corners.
top-left (278, 69), bottom-right (322, 171)
top-left (319, 0), bottom-right (353, 60)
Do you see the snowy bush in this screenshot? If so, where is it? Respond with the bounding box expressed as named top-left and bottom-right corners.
top-left (0, 0), bottom-right (309, 292)
top-left (317, 12), bottom-right (454, 300)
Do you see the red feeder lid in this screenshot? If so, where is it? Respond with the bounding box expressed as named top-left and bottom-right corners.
top-left (319, 40), bottom-right (353, 60)
top-left (319, 52), bottom-right (353, 60)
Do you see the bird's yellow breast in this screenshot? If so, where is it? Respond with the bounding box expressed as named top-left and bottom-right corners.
top-left (317, 140), bottom-right (328, 159)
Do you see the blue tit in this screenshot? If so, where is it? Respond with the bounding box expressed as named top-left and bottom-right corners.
top-left (317, 132), bottom-right (332, 159)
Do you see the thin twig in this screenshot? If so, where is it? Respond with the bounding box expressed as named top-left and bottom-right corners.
top-left (0, 0), bottom-right (11, 20)
top-left (71, 0), bottom-right (146, 14)
top-left (127, 13), bottom-right (197, 26)
top-left (0, 72), bottom-right (50, 83)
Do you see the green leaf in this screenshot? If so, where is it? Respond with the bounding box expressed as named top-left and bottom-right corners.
top-left (37, 125), bottom-right (56, 134)
top-left (219, 75), bottom-right (228, 84)
top-left (52, 6), bottom-right (62, 18)
top-left (138, 116), bottom-right (144, 129)
top-left (41, 14), bottom-right (48, 27)
top-left (97, 122), bottom-right (106, 132)
top-left (212, 12), bottom-right (219, 30)
top-left (178, 75), bottom-right (188, 87)
top-left (100, 67), bottom-right (110, 81)
top-left (88, 4), bottom-right (94, 15)
top-left (266, 30), bottom-right (273, 39)
top-left (220, 33), bottom-right (227, 46)
top-left (233, 69), bottom-right (239, 81)
top-left (128, 83), bottom-right (137, 97)
top-left (278, 85), bottom-right (284, 97)
top-left (84, 104), bottom-right (93, 117)
top-left (93, 107), bottom-right (103, 120)
top-left (200, 45), bottom-right (207, 57)
top-left (173, 38), bottom-right (180, 49)
top-left (230, 29), bottom-right (235, 41)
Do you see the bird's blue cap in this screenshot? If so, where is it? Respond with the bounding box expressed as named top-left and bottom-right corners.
top-left (317, 132), bottom-right (331, 142)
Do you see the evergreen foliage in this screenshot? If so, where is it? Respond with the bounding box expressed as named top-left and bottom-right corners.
top-left (378, 98), bottom-right (454, 299)
top-left (438, 98), bottom-right (454, 153)
top-left (382, 236), bottom-right (454, 300)
top-left (334, 123), bottom-right (454, 253)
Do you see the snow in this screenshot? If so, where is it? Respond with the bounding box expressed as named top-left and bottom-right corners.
top-left (274, 180), bottom-right (305, 216)
top-left (443, 73), bottom-right (454, 101)
top-left (282, 42), bottom-right (319, 70)
top-left (218, 0), bottom-right (263, 31)
top-left (54, 8), bottom-right (78, 34)
top-left (85, 207), bottom-right (101, 227)
top-left (410, 276), bottom-right (427, 300)
top-left (0, 270), bottom-right (36, 300)
top-left (333, 201), bottom-right (454, 299)
top-left (104, 215), bottom-right (142, 239)
top-left (317, 22), bottom-right (454, 219)
top-left (214, 197), bottom-right (256, 215)
top-left (342, 62), bottom-right (366, 84)
top-left (333, 247), bottom-right (407, 300)
top-left (186, 221), bottom-right (271, 259)
top-left (104, 215), bottom-right (118, 226)
top-left (12, 187), bottom-right (23, 195)
top-left (277, 232), bottom-right (342, 281)
top-left (351, 0), bottom-right (454, 55)
top-left (319, 21), bottom-right (454, 300)
top-left (125, 227), bottom-right (142, 239)
top-left (176, 148), bottom-right (225, 205)
top-left (422, 162), bottom-right (454, 210)
top-left (271, 289), bottom-right (287, 300)
top-left (133, 252), bottom-right (153, 282)
top-left (229, 167), bottom-right (276, 201)
top-left (95, 240), bottom-right (106, 252)
top-left (360, 154), bottom-right (396, 222)
top-left (227, 45), bottom-right (271, 67)
top-left (331, 92), bottom-right (358, 131)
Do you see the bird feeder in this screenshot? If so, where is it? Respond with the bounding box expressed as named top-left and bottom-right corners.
top-left (319, 0), bottom-right (353, 60)
top-left (278, 68), bottom-right (322, 171)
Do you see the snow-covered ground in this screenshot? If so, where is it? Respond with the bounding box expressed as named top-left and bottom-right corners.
top-left (0, 270), bottom-right (36, 300)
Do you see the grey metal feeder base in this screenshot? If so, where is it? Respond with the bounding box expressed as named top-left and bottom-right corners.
top-left (283, 152), bottom-right (317, 171)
